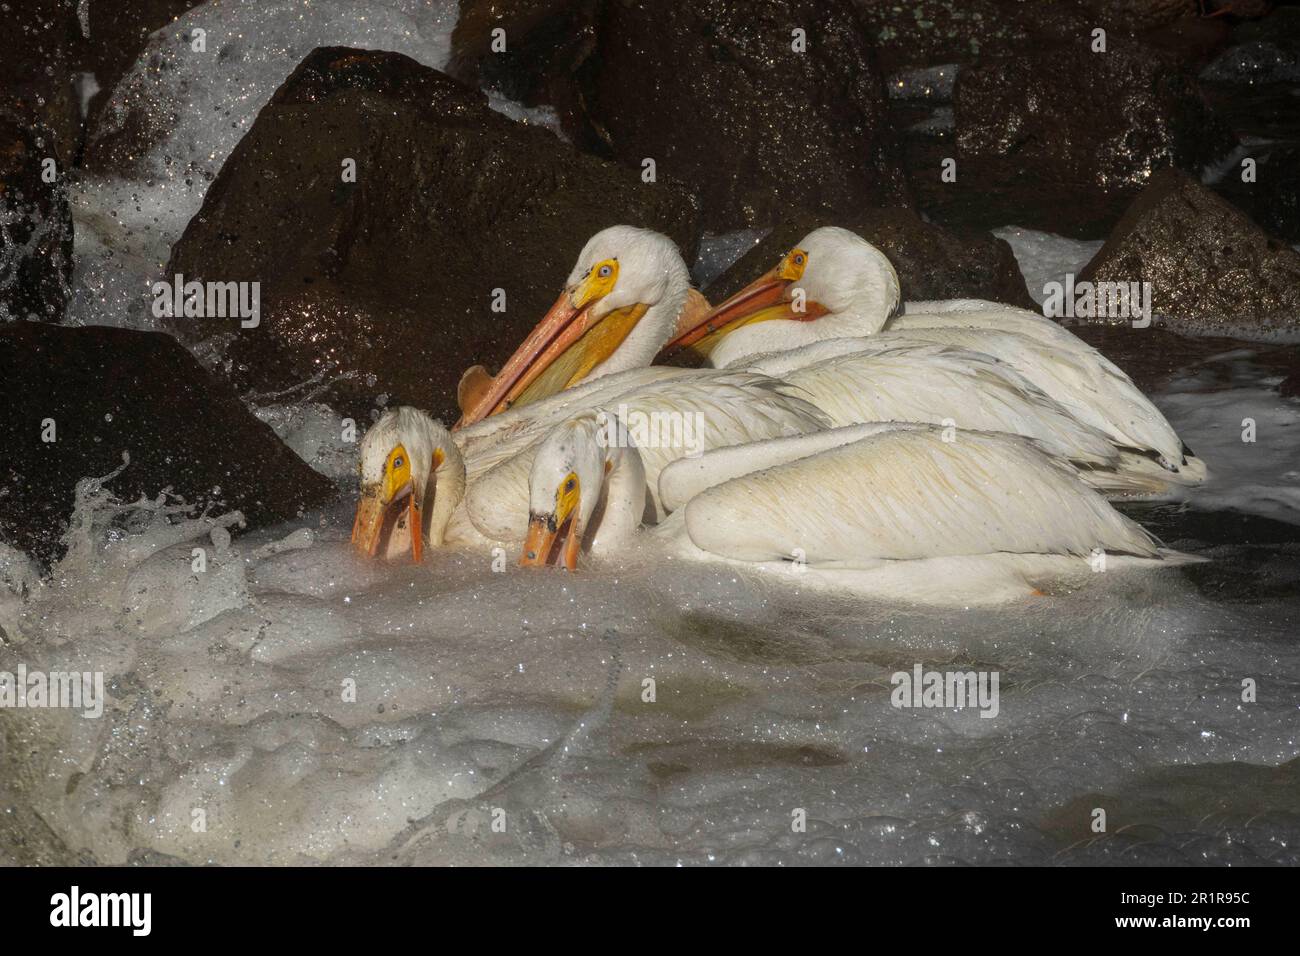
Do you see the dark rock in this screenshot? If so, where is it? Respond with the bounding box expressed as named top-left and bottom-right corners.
top-left (0, 114), bottom-right (74, 322)
top-left (563, 0), bottom-right (910, 231)
top-left (854, 0), bottom-right (1089, 75)
top-left (704, 209), bottom-right (1034, 310)
top-left (72, 0), bottom-right (203, 129)
top-left (1089, 0), bottom-right (1201, 31)
top-left (1282, 369), bottom-right (1299, 400)
top-left (166, 47), bottom-right (701, 423)
top-left (1138, 11), bottom-right (1231, 66)
top-left (0, 0), bottom-right (79, 324)
top-left (447, 0), bottom-right (593, 106)
top-left (854, 0), bottom-right (1201, 75)
top-left (1215, 145), bottom-right (1300, 243)
top-left (1077, 168), bottom-right (1300, 334)
top-left (1200, 38), bottom-right (1300, 86)
top-left (1197, 7), bottom-right (1300, 145)
top-left (0, 323), bottom-right (335, 568)
top-left (0, 0), bottom-right (81, 166)
top-left (939, 40), bottom-right (1236, 237)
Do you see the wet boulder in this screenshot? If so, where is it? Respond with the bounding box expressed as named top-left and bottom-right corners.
top-left (1076, 168), bottom-right (1300, 335)
top-left (1088, 0), bottom-right (1200, 31)
top-left (0, 115), bottom-right (74, 322)
top-left (165, 47), bottom-right (701, 423)
top-left (0, 323), bottom-right (335, 569)
top-left (855, 1), bottom-right (1204, 75)
top-left (0, 0), bottom-right (82, 167)
top-left (854, 0), bottom-right (1091, 75)
top-left (1219, 146), bottom-right (1300, 244)
top-left (944, 40), bottom-right (1235, 237)
top-left (72, 0), bottom-right (204, 126)
top-left (0, 0), bottom-right (79, 323)
top-left (561, 0), bottom-right (909, 231)
top-left (704, 209), bottom-right (1034, 310)
top-left (447, 0), bottom-right (592, 106)
top-left (1200, 4), bottom-right (1300, 87)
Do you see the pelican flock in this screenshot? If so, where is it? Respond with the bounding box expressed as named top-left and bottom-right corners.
top-left (352, 224), bottom-right (1207, 603)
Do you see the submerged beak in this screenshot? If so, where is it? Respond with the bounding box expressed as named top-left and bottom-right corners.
top-left (657, 263), bottom-right (827, 361)
top-left (351, 479), bottom-right (424, 563)
top-left (519, 500), bottom-right (582, 572)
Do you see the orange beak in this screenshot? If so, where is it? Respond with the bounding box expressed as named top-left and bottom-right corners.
top-left (454, 289), bottom-right (598, 430)
top-left (519, 512), bottom-right (582, 571)
top-left (351, 482), bottom-right (424, 563)
top-left (656, 265), bottom-right (828, 362)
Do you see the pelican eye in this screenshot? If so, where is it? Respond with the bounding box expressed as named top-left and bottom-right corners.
top-left (598, 264), bottom-right (612, 278)
top-left (393, 456), bottom-right (404, 469)
top-left (565, 478), bottom-right (576, 492)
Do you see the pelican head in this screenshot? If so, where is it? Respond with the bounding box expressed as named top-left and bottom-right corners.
top-left (456, 226), bottom-right (691, 428)
top-left (661, 226), bottom-right (901, 362)
top-left (352, 407), bottom-right (463, 561)
top-left (519, 415), bottom-right (612, 571)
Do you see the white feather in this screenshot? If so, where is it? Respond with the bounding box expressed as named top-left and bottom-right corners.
top-left (681, 427), bottom-right (1160, 565)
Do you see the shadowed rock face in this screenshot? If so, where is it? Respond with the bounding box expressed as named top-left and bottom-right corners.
top-left (1078, 168), bottom-right (1300, 334)
top-left (854, 0), bottom-right (1206, 74)
top-left (448, 0), bottom-right (593, 106)
top-left (1217, 145), bottom-right (1300, 244)
top-left (450, 0), bottom-right (910, 232)
top-left (0, 116), bottom-right (74, 323)
top-left (0, 0), bottom-right (79, 324)
top-left (942, 41), bottom-right (1236, 238)
top-left (0, 0), bottom-right (81, 168)
top-left (703, 209), bottom-right (1033, 310)
top-left (166, 47), bottom-right (701, 423)
top-left (560, 0), bottom-right (910, 231)
top-left (0, 323), bottom-right (335, 568)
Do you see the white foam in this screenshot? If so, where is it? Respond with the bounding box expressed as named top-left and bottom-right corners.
top-left (484, 91), bottom-right (566, 138)
top-left (5, 441), bottom-right (1299, 864)
top-left (254, 403), bottom-right (356, 481)
top-left (992, 226), bottom-right (1102, 306)
top-left (1157, 356), bottom-right (1300, 524)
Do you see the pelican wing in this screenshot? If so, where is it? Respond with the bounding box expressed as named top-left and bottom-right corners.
top-left (683, 428), bottom-right (1159, 566)
top-left (465, 370), bottom-right (830, 539)
top-left (457, 366), bottom-right (689, 480)
top-left (746, 329), bottom-right (1184, 468)
top-left (659, 422), bottom-right (915, 513)
top-left (781, 346), bottom-right (1119, 466)
top-left (892, 311), bottom-right (1188, 468)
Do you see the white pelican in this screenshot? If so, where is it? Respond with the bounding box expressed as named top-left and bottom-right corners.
top-left (462, 370), bottom-right (827, 539)
top-left (661, 226), bottom-right (1205, 484)
top-left (352, 407), bottom-right (467, 560)
top-left (408, 224), bottom-right (826, 546)
top-left (353, 367), bottom-right (827, 559)
top-left (519, 420), bottom-right (1195, 603)
top-left (517, 412), bottom-right (646, 570)
top-left (455, 225), bottom-right (706, 429)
